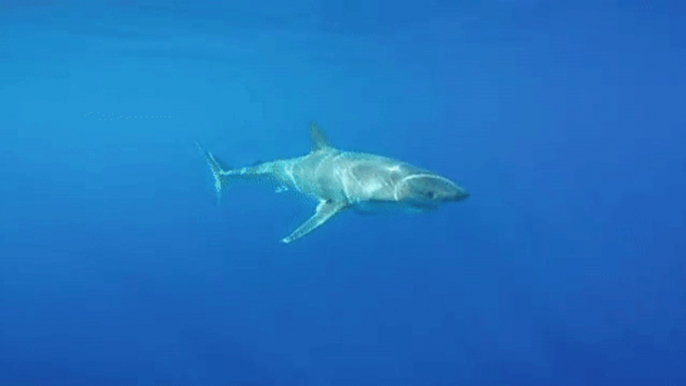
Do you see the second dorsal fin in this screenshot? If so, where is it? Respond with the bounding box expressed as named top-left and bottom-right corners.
top-left (309, 121), bottom-right (329, 151)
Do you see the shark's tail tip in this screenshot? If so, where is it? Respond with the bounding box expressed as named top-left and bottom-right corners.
top-left (196, 141), bottom-right (229, 204)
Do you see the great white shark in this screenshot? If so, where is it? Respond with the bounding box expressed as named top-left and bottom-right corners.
top-left (197, 122), bottom-right (469, 243)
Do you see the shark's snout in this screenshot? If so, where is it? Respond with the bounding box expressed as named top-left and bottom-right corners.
top-left (451, 186), bottom-right (469, 201)
top-left (397, 173), bottom-right (469, 208)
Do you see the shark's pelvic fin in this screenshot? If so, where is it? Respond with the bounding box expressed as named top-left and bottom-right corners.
top-left (281, 200), bottom-right (346, 243)
top-left (196, 142), bottom-right (230, 204)
top-left (309, 121), bottom-right (330, 151)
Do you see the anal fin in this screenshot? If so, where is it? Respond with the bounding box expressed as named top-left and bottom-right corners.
top-left (281, 200), bottom-right (346, 244)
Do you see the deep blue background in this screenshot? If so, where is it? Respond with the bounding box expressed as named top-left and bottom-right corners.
top-left (1, 1), bottom-right (685, 385)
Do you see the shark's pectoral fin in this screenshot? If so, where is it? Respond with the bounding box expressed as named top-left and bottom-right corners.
top-left (281, 200), bottom-right (346, 244)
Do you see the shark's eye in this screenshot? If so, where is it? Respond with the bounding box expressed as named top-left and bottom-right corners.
top-left (425, 191), bottom-right (436, 199)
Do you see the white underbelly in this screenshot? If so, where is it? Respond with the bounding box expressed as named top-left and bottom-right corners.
top-left (352, 200), bottom-right (407, 214)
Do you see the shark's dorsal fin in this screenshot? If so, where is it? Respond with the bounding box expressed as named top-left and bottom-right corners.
top-left (281, 200), bottom-right (346, 243)
top-left (309, 121), bottom-right (329, 151)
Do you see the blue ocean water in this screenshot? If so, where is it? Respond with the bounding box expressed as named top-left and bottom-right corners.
top-left (1, 1), bottom-right (685, 384)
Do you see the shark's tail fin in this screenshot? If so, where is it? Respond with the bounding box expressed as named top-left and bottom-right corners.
top-left (195, 142), bottom-right (230, 204)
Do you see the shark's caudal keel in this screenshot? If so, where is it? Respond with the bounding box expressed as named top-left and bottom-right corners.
top-left (197, 122), bottom-right (469, 244)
